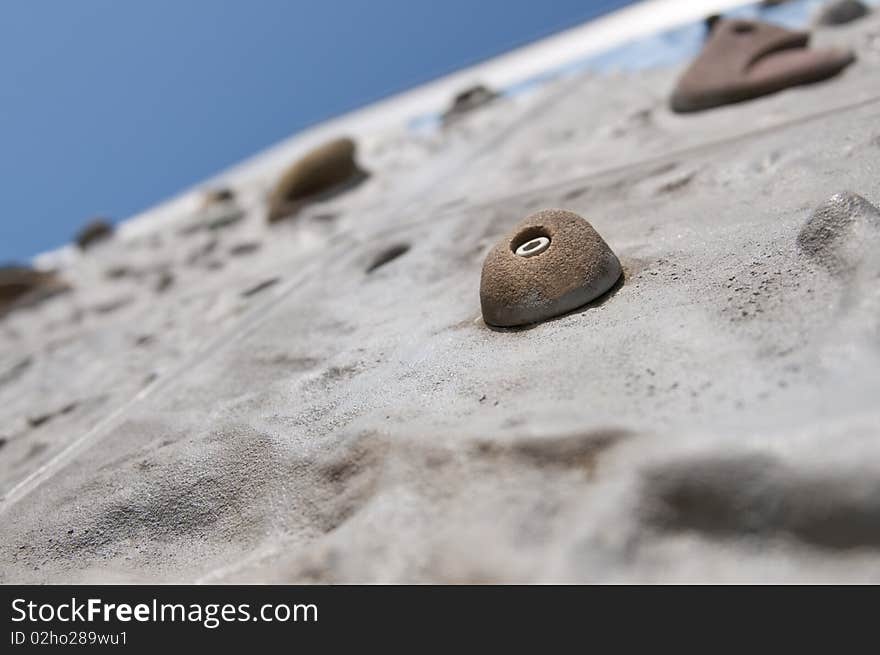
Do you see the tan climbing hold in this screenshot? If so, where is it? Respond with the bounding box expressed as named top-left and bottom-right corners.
top-left (480, 209), bottom-right (622, 327)
top-left (267, 137), bottom-right (367, 223)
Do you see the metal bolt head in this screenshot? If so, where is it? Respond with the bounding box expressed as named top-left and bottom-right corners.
top-left (515, 236), bottom-right (550, 258)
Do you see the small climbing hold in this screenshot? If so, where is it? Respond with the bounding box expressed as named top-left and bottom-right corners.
top-left (0, 266), bottom-right (69, 316)
top-left (816, 0), bottom-right (870, 26)
top-left (27, 414), bottom-right (51, 428)
top-left (267, 137), bottom-right (368, 223)
top-left (671, 19), bottom-right (855, 113)
top-left (154, 270), bottom-right (175, 293)
top-left (27, 402), bottom-right (76, 429)
top-left (178, 188), bottom-right (243, 234)
top-left (92, 296), bottom-right (133, 315)
top-left (0, 355), bottom-right (31, 388)
top-left (228, 242), bottom-right (262, 257)
top-left (704, 14), bottom-right (722, 37)
top-left (442, 84), bottom-right (498, 124)
top-left (201, 187), bottom-right (236, 207)
top-left (480, 209), bottom-right (622, 327)
top-left (74, 218), bottom-right (114, 250)
top-left (104, 265), bottom-right (131, 280)
top-left (797, 191), bottom-right (880, 274)
top-left (366, 243), bottom-right (410, 273)
top-left (241, 277), bottom-right (280, 297)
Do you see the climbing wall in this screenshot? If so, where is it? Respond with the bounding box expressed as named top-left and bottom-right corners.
top-left (2, 1), bottom-right (880, 582)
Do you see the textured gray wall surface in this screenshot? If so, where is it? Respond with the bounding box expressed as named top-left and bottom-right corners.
top-left (2, 10), bottom-right (880, 583)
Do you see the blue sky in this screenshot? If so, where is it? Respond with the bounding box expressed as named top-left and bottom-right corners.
top-left (0, 0), bottom-right (630, 261)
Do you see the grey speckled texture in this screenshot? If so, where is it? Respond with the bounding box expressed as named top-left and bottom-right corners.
top-left (797, 190), bottom-right (880, 273)
top-left (2, 11), bottom-right (880, 583)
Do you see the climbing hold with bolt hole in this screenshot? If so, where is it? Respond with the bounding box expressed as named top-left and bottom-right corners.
top-left (480, 209), bottom-right (621, 327)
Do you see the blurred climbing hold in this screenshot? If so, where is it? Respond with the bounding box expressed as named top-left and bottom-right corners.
top-left (442, 84), bottom-right (498, 125)
top-left (480, 209), bottom-right (621, 328)
top-left (201, 187), bottom-right (236, 208)
top-left (704, 14), bottom-right (722, 38)
top-left (797, 191), bottom-right (880, 275)
top-left (267, 137), bottom-right (368, 223)
top-left (74, 218), bottom-right (114, 250)
top-left (0, 266), bottom-right (69, 317)
top-left (366, 243), bottom-right (410, 274)
top-left (671, 19), bottom-right (855, 113)
top-left (194, 187), bottom-right (244, 232)
top-left (816, 0), bottom-right (870, 26)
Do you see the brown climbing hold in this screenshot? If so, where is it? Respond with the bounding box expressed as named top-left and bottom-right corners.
top-left (816, 0), bottom-right (870, 26)
top-left (480, 209), bottom-right (622, 328)
top-left (671, 18), bottom-right (854, 113)
top-left (797, 191), bottom-right (880, 274)
top-left (442, 84), bottom-right (498, 124)
top-left (74, 218), bottom-right (114, 250)
top-left (704, 14), bottom-right (722, 36)
top-left (0, 266), bottom-right (69, 316)
top-left (267, 137), bottom-right (368, 223)
top-left (181, 188), bottom-right (243, 234)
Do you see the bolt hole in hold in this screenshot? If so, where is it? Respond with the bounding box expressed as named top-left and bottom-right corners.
top-left (732, 22), bottom-right (754, 34)
top-left (515, 236), bottom-right (550, 258)
top-left (483, 210), bottom-right (622, 327)
top-left (510, 225), bottom-right (551, 256)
